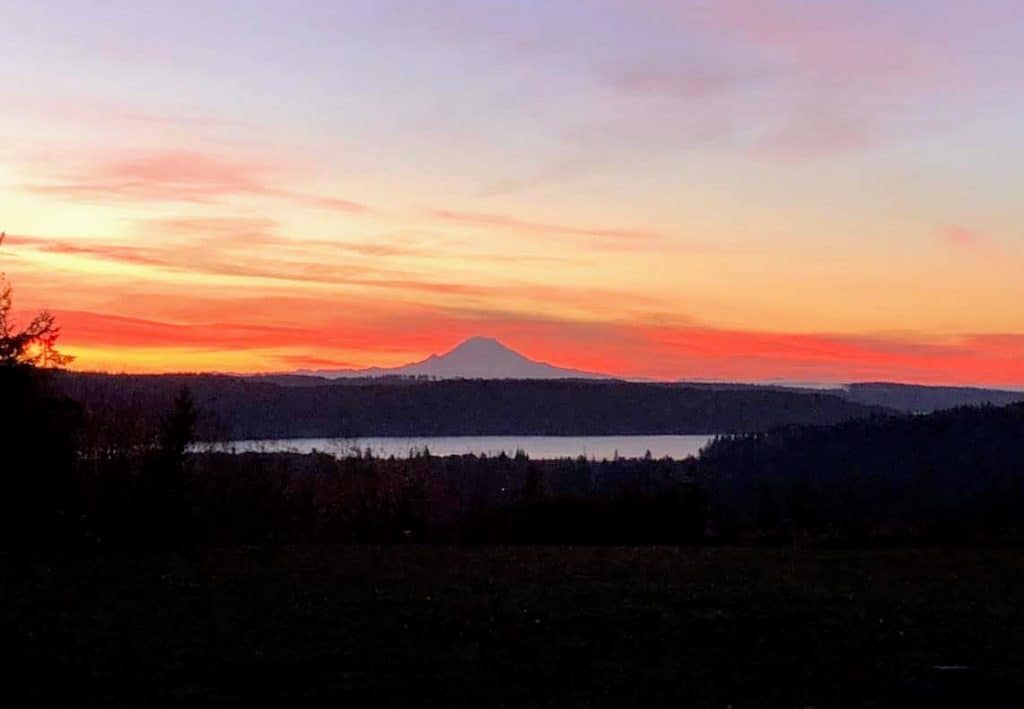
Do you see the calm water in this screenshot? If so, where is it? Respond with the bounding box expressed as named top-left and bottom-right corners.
top-left (205, 435), bottom-right (718, 460)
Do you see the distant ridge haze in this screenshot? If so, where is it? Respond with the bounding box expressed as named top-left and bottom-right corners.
top-left (290, 337), bottom-right (1024, 413)
top-left (299, 337), bottom-right (612, 380)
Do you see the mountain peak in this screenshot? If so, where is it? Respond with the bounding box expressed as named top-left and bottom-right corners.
top-left (447, 336), bottom-right (516, 354)
top-left (304, 336), bottom-right (610, 380)
top-left (452, 335), bottom-right (506, 347)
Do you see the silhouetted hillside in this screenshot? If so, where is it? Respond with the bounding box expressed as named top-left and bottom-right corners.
top-left (843, 382), bottom-right (1024, 412)
top-left (668, 381), bottom-right (1024, 413)
top-left (697, 403), bottom-right (1024, 540)
top-left (11, 366), bottom-right (1024, 548)
top-left (52, 373), bottom-right (886, 440)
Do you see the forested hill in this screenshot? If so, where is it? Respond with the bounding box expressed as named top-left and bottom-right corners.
top-left (52, 373), bottom-right (886, 440)
top-left (696, 402), bottom-right (1024, 539)
top-left (843, 382), bottom-right (1024, 413)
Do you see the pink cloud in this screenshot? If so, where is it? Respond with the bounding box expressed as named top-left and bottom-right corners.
top-left (937, 226), bottom-right (1009, 261)
top-left (33, 241), bottom-right (168, 268)
top-left (614, 0), bottom-right (1015, 160)
top-left (755, 102), bottom-right (876, 158)
top-left (606, 62), bottom-right (739, 100)
top-left (697, 0), bottom-right (944, 90)
top-left (942, 226), bottom-right (985, 249)
top-left (34, 151), bottom-right (267, 202)
top-left (27, 150), bottom-right (370, 214)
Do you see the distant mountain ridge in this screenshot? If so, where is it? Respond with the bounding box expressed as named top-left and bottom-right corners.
top-left (51, 369), bottom-right (1024, 441)
top-left (299, 337), bottom-right (610, 380)
top-left (52, 373), bottom-right (886, 439)
top-left (842, 382), bottom-right (1024, 413)
top-left (292, 338), bottom-right (1024, 412)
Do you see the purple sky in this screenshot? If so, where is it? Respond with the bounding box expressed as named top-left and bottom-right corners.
top-left (2, 1), bottom-right (1023, 383)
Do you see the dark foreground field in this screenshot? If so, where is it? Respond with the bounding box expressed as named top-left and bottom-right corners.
top-left (5, 547), bottom-right (1024, 708)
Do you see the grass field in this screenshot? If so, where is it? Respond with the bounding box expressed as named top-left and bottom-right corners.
top-left (5, 546), bottom-right (1024, 707)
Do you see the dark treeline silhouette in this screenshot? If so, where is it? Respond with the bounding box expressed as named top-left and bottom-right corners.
top-left (52, 371), bottom-right (885, 439)
top-left (1, 366), bottom-right (81, 546)
top-left (2, 235), bottom-right (80, 546)
top-left (8, 366), bottom-right (712, 547)
top-left (9, 376), bottom-right (1024, 548)
top-left (693, 381), bottom-right (1024, 412)
top-left (699, 404), bottom-right (1024, 542)
top-left (132, 451), bottom-right (708, 546)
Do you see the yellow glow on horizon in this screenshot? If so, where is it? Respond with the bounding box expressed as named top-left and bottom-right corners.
top-left (63, 345), bottom-right (284, 374)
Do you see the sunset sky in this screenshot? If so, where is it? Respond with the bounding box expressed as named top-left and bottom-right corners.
top-left (2, 0), bottom-right (1023, 384)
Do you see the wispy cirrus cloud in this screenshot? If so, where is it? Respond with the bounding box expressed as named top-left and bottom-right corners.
top-left (588, 0), bottom-right (1024, 162)
top-left (29, 151), bottom-right (267, 202)
top-left (7, 229), bottom-right (640, 313)
top-left (25, 150), bottom-right (370, 214)
top-left (427, 208), bottom-right (662, 247)
top-left (6, 90), bottom-right (247, 132)
top-left (26, 241), bottom-right (168, 268)
top-left (139, 216), bottom-right (280, 243)
top-left (604, 61), bottom-right (741, 101)
top-left (471, 0), bottom-right (968, 196)
top-left (695, 0), bottom-right (943, 89)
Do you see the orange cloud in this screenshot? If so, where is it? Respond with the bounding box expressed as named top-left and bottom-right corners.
top-left (48, 300), bottom-right (1024, 388)
top-left (633, 325), bottom-right (1024, 386)
top-left (27, 240), bottom-right (168, 268)
top-left (7, 230), bottom-right (644, 314)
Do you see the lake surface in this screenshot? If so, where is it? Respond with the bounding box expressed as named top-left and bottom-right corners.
top-left (206, 435), bottom-right (718, 460)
